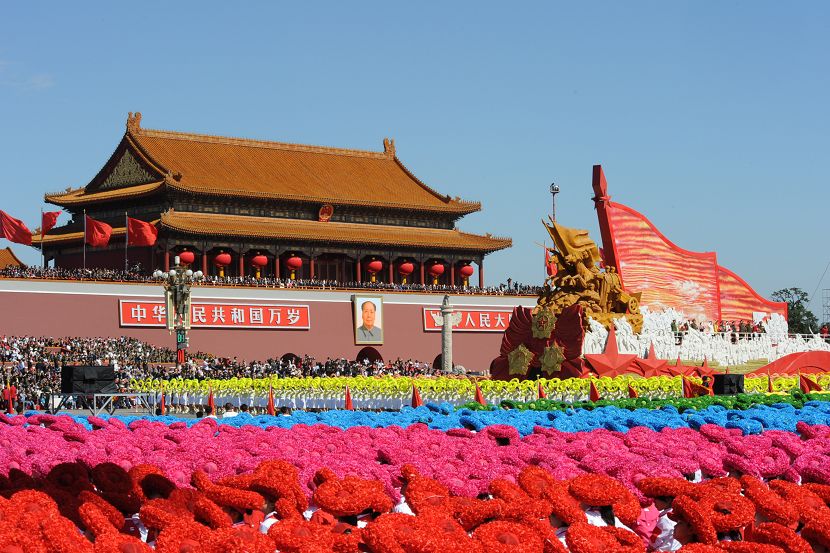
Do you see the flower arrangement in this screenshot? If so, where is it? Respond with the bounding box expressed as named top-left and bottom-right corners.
top-left (3, 458), bottom-right (830, 550)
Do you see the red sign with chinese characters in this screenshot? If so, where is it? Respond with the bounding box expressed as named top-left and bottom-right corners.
top-left (119, 300), bottom-right (310, 330)
top-left (423, 308), bottom-right (512, 332)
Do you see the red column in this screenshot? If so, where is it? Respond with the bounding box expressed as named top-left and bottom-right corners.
top-left (356, 259), bottom-right (361, 282)
top-left (164, 251), bottom-right (170, 271)
top-left (202, 251), bottom-right (208, 275)
top-left (275, 256), bottom-right (280, 279)
top-left (238, 254), bottom-right (244, 277)
top-left (450, 263), bottom-right (456, 287)
top-left (478, 260), bottom-right (484, 288)
top-left (420, 261), bottom-right (425, 284)
top-left (388, 260), bottom-right (394, 283)
top-left (310, 256), bottom-right (315, 279)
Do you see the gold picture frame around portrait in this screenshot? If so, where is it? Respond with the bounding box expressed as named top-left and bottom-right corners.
top-left (352, 294), bottom-right (384, 345)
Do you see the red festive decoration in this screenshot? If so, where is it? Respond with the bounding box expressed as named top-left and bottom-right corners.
top-left (588, 380), bottom-right (600, 402)
top-left (367, 260), bottom-right (383, 273)
top-left (178, 251), bottom-right (195, 264)
top-left (398, 262), bottom-right (414, 276)
top-left (799, 373), bottom-right (823, 393)
top-left (0, 210), bottom-right (33, 245)
top-left (85, 215), bottom-right (112, 247)
top-left (41, 210), bottom-right (62, 236)
top-left (411, 384), bottom-right (423, 408)
top-left (344, 386), bottom-right (354, 411)
top-left (474, 383), bottom-right (487, 406)
top-left (213, 253), bottom-right (231, 266)
top-left (267, 386), bottom-right (275, 416)
top-left (207, 386), bottom-right (215, 415)
top-left (628, 384), bottom-right (639, 398)
top-left (251, 255), bottom-right (268, 267)
top-left (127, 217), bottom-right (158, 247)
top-left (584, 325), bottom-right (637, 377)
top-left (286, 256), bottom-right (303, 270)
top-left (459, 264), bottom-right (474, 278)
top-left (429, 263), bottom-right (445, 276)
top-left (538, 381), bottom-right (547, 399)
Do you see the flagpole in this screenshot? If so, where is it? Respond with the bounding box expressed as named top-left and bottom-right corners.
top-left (125, 212), bottom-right (128, 273)
top-left (40, 208), bottom-right (44, 269)
top-left (83, 209), bottom-right (87, 271)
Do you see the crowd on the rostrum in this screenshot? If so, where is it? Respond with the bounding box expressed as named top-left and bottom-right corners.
top-left (0, 336), bottom-right (442, 412)
top-left (0, 265), bottom-right (541, 296)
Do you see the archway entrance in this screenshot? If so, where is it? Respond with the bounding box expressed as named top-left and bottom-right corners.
top-left (355, 347), bottom-right (383, 364)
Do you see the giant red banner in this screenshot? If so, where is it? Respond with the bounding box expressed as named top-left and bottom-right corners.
top-left (423, 308), bottom-right (512, 332)
top-left (119, 300), bottom-right (310, 329)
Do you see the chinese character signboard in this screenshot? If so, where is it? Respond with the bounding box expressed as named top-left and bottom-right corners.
top-left (120, 301), bottom-right (310, 330)
top-left (423, 308), bottom-right (512, 332)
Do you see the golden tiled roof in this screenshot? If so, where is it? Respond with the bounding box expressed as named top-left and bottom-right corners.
top-left (0, 247), bottom-right (23, 269)
top-left (45, 181), bottom-right (164, 207)
top-left (48, 113), bottom-right (481, 214)
top-left (161, 211), bottom-right (511, 253)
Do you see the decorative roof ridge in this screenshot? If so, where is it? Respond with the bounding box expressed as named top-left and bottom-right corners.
top-left (44, 186), bottom-right (85, 199)
top-left (391, 155), bottom-right (481, 212)
top-left (134, 126), bottom-right (392, 160)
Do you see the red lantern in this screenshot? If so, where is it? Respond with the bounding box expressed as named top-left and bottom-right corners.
top-left (459, 264), bottom-right (474, 278)
top-left (251, 255), bottom-right (268, 267)
top-left (398, 262), bottom-right (414, 276)
top-left (178, 251), bottom-right (195, 265)
top-left (429, 263), bottom-right (445, 277)
top-left (367, 260), bottom-right (383, 273)
top-left (213, 253), bottom-right (231, 266)
top-left (286, 256), bottom-right (303, 270)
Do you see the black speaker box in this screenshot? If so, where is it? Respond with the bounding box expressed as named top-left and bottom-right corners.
top-left (713, 374), bottom-right (744, 395)
top-left (60, 366), bottom-right (117, 394)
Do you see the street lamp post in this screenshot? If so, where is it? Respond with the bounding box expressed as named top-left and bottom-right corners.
top-left (550, 183), bottom-right (560, 221)
top-left (153, 256), bottom-right (203, 368)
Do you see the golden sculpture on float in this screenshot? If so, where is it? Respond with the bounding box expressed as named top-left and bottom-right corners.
top-left (537, 217), bottom-right (643, 333)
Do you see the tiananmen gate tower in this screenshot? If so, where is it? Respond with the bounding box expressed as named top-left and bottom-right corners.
top-left (39, 112), bottom-right (510, 286)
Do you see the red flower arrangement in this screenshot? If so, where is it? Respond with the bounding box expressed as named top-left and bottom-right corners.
top-left (568, 474), bottom-right (641, 526)
top-left (739, 476), bottom-right (798, 528)
top-left (745, 521), bottom-right (813, 553)
top-left (565, 521), bottom-right (644, 553)
top-left (312, 467), bottom-right (393, 518)
top-left (472, 520), bottom-right (546, 553)
top-left (518, 466), bottom-right (585, 526)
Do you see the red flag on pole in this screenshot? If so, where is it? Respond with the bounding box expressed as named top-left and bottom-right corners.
top-left (411, 384), bottom-right (424, 408)
top-left (767, 370), bottom-right (774, 393)
top-left (41, 211), bottom-right (62, 236)
top-left (683, 376), bottom-right (711, 398)
top-left (207, 385), bottom-right (215, 414)
top-left (0, 211), bottom-right (33, 245)
top-left (538, 381), bottom-right (547, 399)
top-left (545, 248), bottom-right (557, 277)
top-left (589, 380), bottom-right (601, 402)
top-left (344, 386), bottom-right (354, 410)
top-left (85, 216), bottom-right (112, 247)
top-left (127, 217), bottom-right (158, 246)
top-left (628, 384), bottom-right (639, 398)
top-left (267, 385), bottom-right (276, 415)
top-left (474, 382), bottom-right (487, 406)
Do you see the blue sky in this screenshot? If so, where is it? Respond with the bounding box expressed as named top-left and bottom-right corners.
top-left (1, 2), bottom-right (828, 315)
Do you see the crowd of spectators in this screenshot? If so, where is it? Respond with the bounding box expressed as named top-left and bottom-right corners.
top-left (0, 266), bottom-right (542, 296)
top-left (0, 336), bottom-right (443, 411)
top-left (671, 319), bottom-right (767, 335)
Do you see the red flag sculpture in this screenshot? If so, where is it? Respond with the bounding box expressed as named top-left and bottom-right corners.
top-left (41, 211), bottom-right (61, 236)
top-left (411, 384), bottom-right (423, 408)
top-left (85, 216), bottom-right (112, 247)
top-left (538, 381), bottom-right (547, 399)
top-left (267, 385), bottom-right (276, 415)
top-left (0, 211), bottom-right (32, 245)
top-left (344, 386), bottom-right (354, 410)
top-left (159, 384), bottom-right (166, 416)
top-left (589, 380), bottom-right (601, 402)
top-left (799, 373), bottom-right (822, 393)
top-left (682, 376), bottom-right (711, 398)
top-left (474, 383), bottom-right (487, 406)
top-left (127, 217), bottom-right (158, 246)
top-left (628, 384), bottom-right (639, 398)
top-left (767, 370), bottom-right (774, 393)
top-left (207, 385), bottom-right (215, 414)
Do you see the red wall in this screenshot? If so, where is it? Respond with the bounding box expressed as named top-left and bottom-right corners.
top-left (0, 282), bottom-right (532, 371)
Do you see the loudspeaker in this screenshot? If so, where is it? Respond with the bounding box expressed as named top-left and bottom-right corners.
top-left (713, 374), bottom-right (744, 395)
top-left (60, 366), bottom-right (117, 394)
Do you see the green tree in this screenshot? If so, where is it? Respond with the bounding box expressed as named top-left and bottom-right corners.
top-left (771, 288), bottom-right (819, 334)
